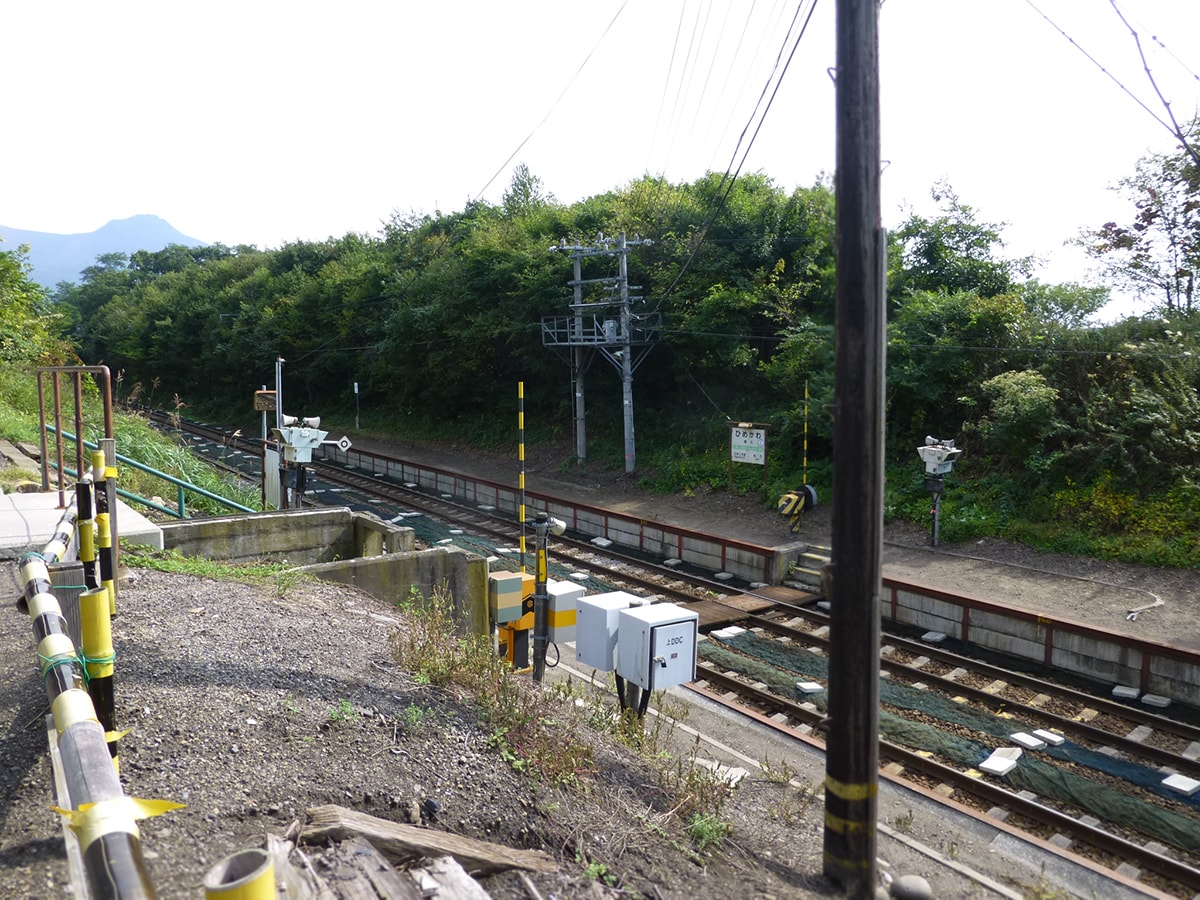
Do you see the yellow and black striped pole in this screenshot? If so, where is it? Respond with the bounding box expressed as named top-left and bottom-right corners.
top-left (96, 511), bottom-right (116, 617)
top-left (81, 586), bottom-right (118, 766)
top-left (803, 378), bottom-right (809, 487)
top-left (91, 449), bottom-right (119, 614)
top-left (518, 382), bottom-right (527, 572)
top-left (76, 476), bottom-right (99, 590)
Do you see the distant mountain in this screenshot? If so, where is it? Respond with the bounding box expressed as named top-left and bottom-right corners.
top-left (0, 215), bottom-right (205, 288)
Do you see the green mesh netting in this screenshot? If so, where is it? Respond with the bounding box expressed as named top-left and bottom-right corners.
top-left (702, 633), bottom-right (1200, 852)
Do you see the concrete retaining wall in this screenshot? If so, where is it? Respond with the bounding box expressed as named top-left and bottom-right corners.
top-left (303, 547), bottom-right (489, 636)
top-left (884, 578), bottom-right (1200, 707)
top-left (161, 507), bottom-right (413, 566)
top-left (321, 446), bottom-right (806, 584)
top-left (160, 507), bottom-right (490, 635)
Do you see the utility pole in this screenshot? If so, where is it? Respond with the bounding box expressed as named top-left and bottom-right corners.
top-left (617, 233), bottom-right (636, 472)
top-left (544, 233), bottom-right (657, 473)
top-left (824, 0), bottom-right (885, 896)
top-left (572, 251), bottom-right (586, 462)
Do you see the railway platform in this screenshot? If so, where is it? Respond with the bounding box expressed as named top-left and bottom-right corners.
top-left (0, 489), bottom-right (164, 599)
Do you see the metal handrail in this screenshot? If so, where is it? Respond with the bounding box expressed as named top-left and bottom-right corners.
top-left (48, 426), bottom-right (256, 517)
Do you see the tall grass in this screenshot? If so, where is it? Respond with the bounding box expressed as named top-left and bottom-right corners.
top-left (0, 363), bottom-right (259, 515)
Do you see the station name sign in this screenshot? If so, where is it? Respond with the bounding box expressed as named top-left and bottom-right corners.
top-left (729, 424), bottom-right (766, 465)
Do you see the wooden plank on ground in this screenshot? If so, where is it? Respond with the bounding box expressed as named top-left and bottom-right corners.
top-left (302, 805), bottom-right (557, 877)
top-left (747, 584), bottom-right (820, 604)
top-left (315, 836), bottom-right (423, 899)
top-left (688, 594), bottom-right (776, 629)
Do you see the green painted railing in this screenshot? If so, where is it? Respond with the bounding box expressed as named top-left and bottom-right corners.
top-left (48, 426), bottom-right (257, 518)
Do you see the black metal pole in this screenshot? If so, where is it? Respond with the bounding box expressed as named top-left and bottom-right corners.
top-left (531, 513), bottom-right (550, 683)
top-left (824, 0), bottom-right (885, 895)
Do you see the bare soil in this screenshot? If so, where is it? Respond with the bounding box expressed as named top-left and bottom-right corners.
top-left (2, 437), bottom-right (1197, 899)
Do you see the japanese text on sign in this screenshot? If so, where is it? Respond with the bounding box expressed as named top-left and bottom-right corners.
top-left (730, 427), bottom-right (766, 465)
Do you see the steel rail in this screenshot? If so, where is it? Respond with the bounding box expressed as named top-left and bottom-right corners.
top-left (689, 664), bottom-right (1200, 896)
top-left (748, 614), bottom-right (1200, 780)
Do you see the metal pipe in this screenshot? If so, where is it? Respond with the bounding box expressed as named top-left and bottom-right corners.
top-left (53, 372), bottom-right (66, 507)
top-left (532, 513), bottom-right (549, 682)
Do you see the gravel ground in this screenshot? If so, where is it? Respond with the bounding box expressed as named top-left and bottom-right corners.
top-left (1, 569), bottom-right (848, 899)
top-left (2, 437), bottom-right (1197, 899)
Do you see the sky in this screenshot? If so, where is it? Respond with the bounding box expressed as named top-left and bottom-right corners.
top-left (5, 1), bottom-right (1200, 319)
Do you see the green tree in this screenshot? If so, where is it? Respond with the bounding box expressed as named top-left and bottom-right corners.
top-left (0, 242), bottom-right (70, 364)
top-left (891, 181), bottom-right (1033, 302)
top-left (975, 369), bottom-right (1060, 466)
top-left (1083, 147), bottom-right (1200, 314)
top-left (887, 289), bottom-right (1032, 446)
top-left (1017, 280), bottom-right (1109, 330)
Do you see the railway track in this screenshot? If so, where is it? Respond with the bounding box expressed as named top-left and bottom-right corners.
top-left (163, 412), bottom-right (1200, 896)
top-left (696, 615), bottom-right (1200, 897)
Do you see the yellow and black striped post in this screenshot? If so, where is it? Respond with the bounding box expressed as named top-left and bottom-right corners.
top-left (518, 382), bottom-right (527, 572)
top-left (96, 512), bottom-right (116, 617)
top-left (76, 476), bottom-right (99, 590)
top-left (81, 586), bottom-right (118, 766)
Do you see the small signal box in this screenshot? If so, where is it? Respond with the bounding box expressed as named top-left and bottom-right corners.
top-left (616, 603), bottom-right (698, 691)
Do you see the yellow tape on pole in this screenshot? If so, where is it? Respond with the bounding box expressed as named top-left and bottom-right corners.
top-left (80, 588), bottom-right (114, 681)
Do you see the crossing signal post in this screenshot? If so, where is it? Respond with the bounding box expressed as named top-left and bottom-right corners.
top-left (917, 436), bottom-right (963, 546)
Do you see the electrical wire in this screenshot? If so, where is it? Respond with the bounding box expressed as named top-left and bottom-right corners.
top-left (1110, 0), bottom-right (1200, 85)
top-left (1023, 0), bottom-right (1174, 136)
top-left (471, 1), bottom-right (629, 205)
top-left (659, 0), bottom-right (820, 304)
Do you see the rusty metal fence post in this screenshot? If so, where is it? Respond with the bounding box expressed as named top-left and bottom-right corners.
top-left (36, 366), bottom-right (119, 596)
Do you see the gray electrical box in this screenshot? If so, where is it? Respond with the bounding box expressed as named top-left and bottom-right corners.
top-left (575, 591), bottom-right (642, 671)
top-left (616, 603), bottom-right (698, 691)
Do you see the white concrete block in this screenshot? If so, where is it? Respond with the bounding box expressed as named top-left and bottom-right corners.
top-left (1010, 732), bottom-right (1047, 751)
top-left (711, 626), bottom-right (746, 640)
top-left (569, 572), bottom-right (589, 581)
top-left (795, 681), bottom-right (824, 695)
top-left (921, 631), bottom-right (947, 643)
top-left (1142, 694), bottom-right (1172, 709)
top-left (663, 558), bottom-right (682, 567)
top-left (1032, 729), bottom-right (1065, 746)
top-left (1112, 685), bottom-right (1140, 700)
top-left (980, 747), bottom-right (1022, 776)
top-left (714, 572), bottom-right (735, 581)
top-left (1162, 774), bottom-right (1200, 796)
top-left (590, 536), bottom-right (613, 548)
